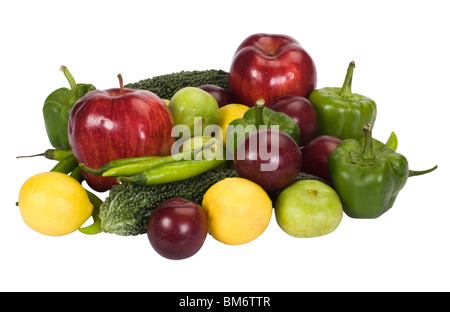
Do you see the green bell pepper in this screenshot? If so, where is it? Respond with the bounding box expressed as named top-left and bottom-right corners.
top-left (328, 124), bottom-right (437, 218)
top-left (308, 61), bottom-right (377, 140)
top-left (43, 66), bottom-right (95, 150)
top-left (226, 99), bottom-right (300, 151)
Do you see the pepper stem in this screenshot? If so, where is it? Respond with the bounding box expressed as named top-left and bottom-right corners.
top-left (60, 65), bottom-right (77, 94)
top-left (340, 61), bottom-right (355, 97)
top-left (117, 74), bottom-right (124, 95)
top-left (409, 165), bottom-right (437, 177)
top-left (254, 99), bottom-right (265, 128)
top-left (361, 123), bottom-right (375, 161)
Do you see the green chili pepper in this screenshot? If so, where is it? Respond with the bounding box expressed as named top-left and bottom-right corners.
top-left (50, 153), bottom-right (79, 174)
top-left (117, 157), bottom-right (226, 185)
top-left (79, 190), bottom-right (103, 235)
top-left (43, 66), bottom-right (96, 150)
top-left (79, 155), bottom-right (161, 176)
top-left (328, 124), bottom-right (437, 218)
top-left (100, 141), bottom-right (214, 177)
top-left (69, 166), bottom-right (84, 183)
top-left (16, 149), bottom-right (73, 161)
top-left (226, 99), bottom-right (300, 150)
top-left (80, 141), bottom-right (214, 176)
top-left (308, 61), bottom-right (377, 140)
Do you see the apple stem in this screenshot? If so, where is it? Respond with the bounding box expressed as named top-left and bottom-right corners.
top-left (255, 99), bottom-right (265, 128)
top-left (60, 65), bottom-right (77, 94)
top-left (340, 61), bottom-right (355, 97)
top-left (117, 74), bottom-right (124, 95)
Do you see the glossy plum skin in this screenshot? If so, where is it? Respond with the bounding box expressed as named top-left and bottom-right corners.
top-left (269, 95), bottom-right (318, 146)
top-left (229, 33), bottom-right (317, 107)
top-left (147, 198), bottom-right (208, 260)
top-left (301, 135), bottom-right (341, 184)
top-left (197, 84), bottom-right (235, 107)
top-left (234, 129), bottom-right (302, 192)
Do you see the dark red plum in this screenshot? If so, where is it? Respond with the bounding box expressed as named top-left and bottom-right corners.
top-left (147, 198), bottom-right (208, 260)
top-left (270, 95), bottom-right (318, 146)
top-left (197, 84), bottom-right (235, 107)
top-left (301, 135), bottom-right (341, 184)
top-left (234, 128), bottom-right (302, 192)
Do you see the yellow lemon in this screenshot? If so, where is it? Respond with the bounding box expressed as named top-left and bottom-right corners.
top-left (217, 104), bottom-right (249, 144)
top-left (18, 172), bottom-right (93, 236)
top-left (202, 177), bottom-right (272, 245)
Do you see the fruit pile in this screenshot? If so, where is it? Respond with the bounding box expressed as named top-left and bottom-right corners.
top-left (17, 33), bottom-right (437, 260)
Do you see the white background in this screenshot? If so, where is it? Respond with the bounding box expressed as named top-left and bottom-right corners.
top-left (1, 0), bottom-right (449, 292)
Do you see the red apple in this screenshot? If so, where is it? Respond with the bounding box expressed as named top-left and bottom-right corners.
top-left (229, 33), bottom-right (317, 107)
top-left (301, 135), bottom-right (341, 185)
top-left (68, 74), bottom-right (175, 192)
top-left (270, 95), bottom-right (318, 146)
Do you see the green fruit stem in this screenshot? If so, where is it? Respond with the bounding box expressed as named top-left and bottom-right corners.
top-left (340, 61), bottom-right (355, 97)
top-left (254, 99), bottom-right (265, 128)
top-left (361, 123), bottom-right (375, 161)
top-left (60, 65), bottom-right (77, 94)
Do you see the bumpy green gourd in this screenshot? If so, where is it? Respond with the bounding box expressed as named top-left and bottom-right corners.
top-left (125, 69), bottom-right (229, 100)
top-left (99, 169), bottom-right (238, 236)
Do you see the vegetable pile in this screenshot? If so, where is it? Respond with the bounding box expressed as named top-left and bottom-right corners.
top-left (17, 33), bottom-right (437, 260)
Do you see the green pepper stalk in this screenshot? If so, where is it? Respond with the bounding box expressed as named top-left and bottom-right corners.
top-left (328, 124), bottom-right (437, 218)
top-left (254, 99), bottom-right (265, 128)
top-left (361, 124), bottom-right (375, 161)
top-left (226, 98), bottom-right (300, 151)
top-left (340, 61), bottom-right (355, 97)
top-left (308, 61), bottom-right (377, 140)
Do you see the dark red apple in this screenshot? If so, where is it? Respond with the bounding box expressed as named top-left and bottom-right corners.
top-left (197, 84), bottom-right (235, 107)
top-left (301, 135), bottom-right (342, 184)
top-left (229, 33), bottom-right (317, 107)
top-left (234, 128), bottom-right (302, 192)
top-left (270, 95), bottom-right (318, 146)
top-left (68, 74), bottom-right (175, 192)
top-left (147, 198), bottom-right (208, 260)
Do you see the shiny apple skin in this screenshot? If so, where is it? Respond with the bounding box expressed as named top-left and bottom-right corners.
top-left (301, 135), bottom-right (341, 184)
top-left (229, 33), bottom-right (317, 107)
top-left (234, 128), bottom-right (302, 192)
top-left (147, 198), bottom-right (208, 260)
top-left (270, 95), bottom-right (318, 146)
top-left (68, 88), bottom-right (175, 192)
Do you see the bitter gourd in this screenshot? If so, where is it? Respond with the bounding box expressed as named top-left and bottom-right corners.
top-left (99, 168), bottom-right (238, 236)
top-left (125, 69), bottom-right (230, 100)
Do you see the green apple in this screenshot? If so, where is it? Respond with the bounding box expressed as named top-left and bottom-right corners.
top-left (169, 87), bottom-right (220, 137)
top-left (275, 180), bottom-right (343, 238)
